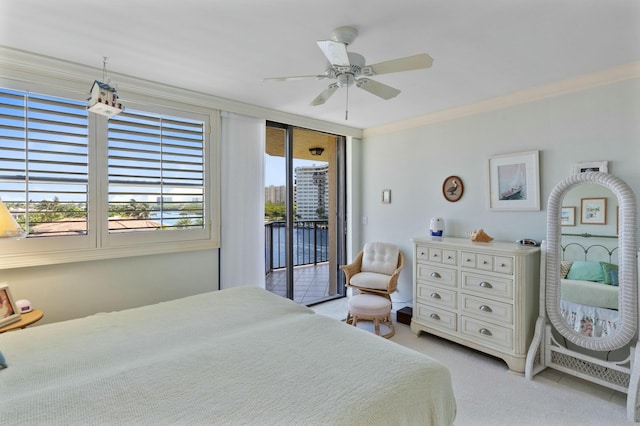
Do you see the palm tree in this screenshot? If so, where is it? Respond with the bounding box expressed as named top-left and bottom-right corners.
top-left (126, 199), bottom-right (151, 219)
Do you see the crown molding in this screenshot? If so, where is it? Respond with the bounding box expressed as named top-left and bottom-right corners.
top-left (363, 61), bottom-right (640, 138)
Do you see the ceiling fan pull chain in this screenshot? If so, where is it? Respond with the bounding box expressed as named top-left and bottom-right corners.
top-left (345, 83), bottom-right (349, 120)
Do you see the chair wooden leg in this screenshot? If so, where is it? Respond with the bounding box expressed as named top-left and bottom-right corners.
top-left (384, 315), bottom-right (395, 338)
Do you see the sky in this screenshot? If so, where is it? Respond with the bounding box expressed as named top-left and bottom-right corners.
top-left (264, 154), bottom-right (326, 187)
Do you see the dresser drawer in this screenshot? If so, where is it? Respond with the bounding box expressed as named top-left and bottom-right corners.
top-left (461, 251), bottom-right (476, 268)
top-left (461, 294), bottom-right (513, 326)
top-left (417, 283), bottom-right (457, 309)
top-left (494, 256), bottom-right (514, 274)
top-left (461, 316), bottom-right (513, 350)
top-left (442, 249), bottom-right (457, 265)
top-left (428, 247), bottom-right (442, 263)
top-left (416, 264), bottom-right (457, 288)
top-left (476, 254), bottom-right (493, 271)
top-left (461, 272), bottom-right (513, 300)
top-left (416, 245), bottom-right (430, 262)
top-left (416, 303), bottom-right (457, 332)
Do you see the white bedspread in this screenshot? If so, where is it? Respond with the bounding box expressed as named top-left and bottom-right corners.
top-left (0, 287), bottom-right (455, 425)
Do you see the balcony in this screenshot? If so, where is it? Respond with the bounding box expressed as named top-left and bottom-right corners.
top-left (265, 263), bottom-right (330, 304)
top-left (264, 220), bottom-right (340, 304)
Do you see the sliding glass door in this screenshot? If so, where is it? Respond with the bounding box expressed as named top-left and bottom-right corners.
top-left (264, 122), bottom-right (346, 304)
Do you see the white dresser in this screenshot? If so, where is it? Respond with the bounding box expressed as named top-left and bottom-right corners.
top-left (411, 237), bottom-right (540, 373)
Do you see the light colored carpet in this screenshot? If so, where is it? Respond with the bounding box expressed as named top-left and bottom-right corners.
top-left (312, 297), bottom-right (632, 426)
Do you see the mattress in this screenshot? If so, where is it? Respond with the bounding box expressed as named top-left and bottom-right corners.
top-left (0, 286), bottom-right (456, 425)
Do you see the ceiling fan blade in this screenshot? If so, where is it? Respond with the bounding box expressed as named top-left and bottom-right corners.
top-left (316, 40), bottom-right (350, 67)
top-left (366, 53), bottom-right (434, 76)
top-left (356, 78), bottom-right (401, 100)
top-left (310, 83), bottom-right (339, 106)
top-left (263, 74), bottom-right (328, 82)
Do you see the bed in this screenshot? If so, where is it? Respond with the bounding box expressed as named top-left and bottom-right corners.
top-left (0, 286), bottom-right (456, 425)
top-left (559, 238), bottom-right (619, 338)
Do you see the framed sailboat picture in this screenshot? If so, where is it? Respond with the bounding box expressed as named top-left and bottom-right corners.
top-left (488, 150), bottom-right (540, 211)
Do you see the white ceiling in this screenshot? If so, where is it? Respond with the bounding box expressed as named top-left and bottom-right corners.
top-left (1, 0), bottom-right (639, 130)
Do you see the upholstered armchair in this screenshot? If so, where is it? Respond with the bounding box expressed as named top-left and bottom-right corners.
top-left (341, 242), bottom-right (404, 301)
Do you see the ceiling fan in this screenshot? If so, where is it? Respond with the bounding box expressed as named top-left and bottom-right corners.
top-left (264, 26), bottom-right (434, 119)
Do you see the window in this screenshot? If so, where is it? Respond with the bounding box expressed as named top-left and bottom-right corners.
top-left (107, 109), bottom-right (205, 233)
top-left (0, 87), bottom-right (217, 267)
top-left (0, 89), bottom-right (89, 237)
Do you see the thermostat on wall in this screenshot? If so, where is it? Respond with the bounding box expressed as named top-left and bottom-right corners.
top-left (15, 299), bottom-right (32, 313)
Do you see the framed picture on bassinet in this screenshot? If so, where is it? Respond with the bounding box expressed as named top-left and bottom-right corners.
top-left (0, 283), bottom-right (21, 328)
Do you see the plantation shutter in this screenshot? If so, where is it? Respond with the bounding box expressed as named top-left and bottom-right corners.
top-left (0, 88), bottom-right (89, 237)
top-left (107, 109), bottom-right (205, 233)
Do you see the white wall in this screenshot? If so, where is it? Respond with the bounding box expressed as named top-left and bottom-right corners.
top-left (359, 79), bottom-right (640, 302)
top-left (2, 250), bottom-right (218, 325)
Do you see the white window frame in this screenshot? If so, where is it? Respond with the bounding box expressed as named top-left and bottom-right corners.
top-left (0, 84), bottom-right (220, 269)
top-left (100, 101), bottom-right (214, 249)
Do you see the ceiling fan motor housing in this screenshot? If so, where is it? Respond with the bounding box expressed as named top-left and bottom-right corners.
top-left (330, 26), bottom-right (358, 45)
top-left (334, 52), bottom-right (365, 87)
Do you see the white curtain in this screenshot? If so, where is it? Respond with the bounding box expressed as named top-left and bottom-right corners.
top-left (220, 112), bottom-right (265, 289)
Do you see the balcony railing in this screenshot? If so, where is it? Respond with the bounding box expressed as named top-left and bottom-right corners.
top-left (264, 220), bottom-right (328, 274)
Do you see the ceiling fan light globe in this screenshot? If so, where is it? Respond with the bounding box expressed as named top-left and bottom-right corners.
top-left (337, 73), bottom-right (355, 88)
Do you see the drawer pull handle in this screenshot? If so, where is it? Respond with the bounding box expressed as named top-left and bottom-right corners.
top-left (466, 258), bottom-right (472, 262)
top-left (479, 305), bottom-right (493, 312)
top-left (430, 292), bottom-right (441, 299)
top-left (447, 255), bottom-right (453, 259)
top-left (430, 313), bottom-right (441, 320)
top-left (479, 328), bottom-right (493, 336)
top-left (479, 281), bottom-right (493, 289)
top-left (431, 272), bottom-right (441, 278)
top-left (482, 260), bottom-right (488, 265)
top-left (420, 252), bottom-right (425, 256)
top-left (432, 254), bottom-right (439, 258)
top-left (500, 263), bottom-right (506, 267)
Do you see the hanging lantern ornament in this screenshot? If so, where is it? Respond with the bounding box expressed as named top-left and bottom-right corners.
top-left (87, 57), bottom-right (124, 117)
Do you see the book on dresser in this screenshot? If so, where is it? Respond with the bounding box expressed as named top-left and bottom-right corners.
top-left (411, 236), bottom-right (540, 374)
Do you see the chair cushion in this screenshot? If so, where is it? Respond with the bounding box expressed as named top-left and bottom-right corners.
top-left (361, 242), bottom-right (399, 275)
top-left (348, 294), bottom-right (392, 316)
top-left (350, 272), bottom-right (392, 290)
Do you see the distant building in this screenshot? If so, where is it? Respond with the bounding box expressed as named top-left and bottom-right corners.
top-left (265, 185), bottom-right (286, 204)
top-left (294, 164), bottom-right (328, 221)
